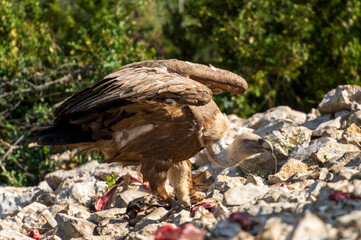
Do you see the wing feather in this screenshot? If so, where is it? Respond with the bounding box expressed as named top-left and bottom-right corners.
top-left (54, 66), bottom-right (213, 118)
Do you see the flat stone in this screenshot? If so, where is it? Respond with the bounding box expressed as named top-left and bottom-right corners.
top-left (128, 222), bottom-right (161, 240)
top-left (0, 186), bottom-right (38, 218)
top-left (41, 208), bottom-right (58, 228)
top-left (254, 119), bottom-right (296, 136)
top-left (303, 114), bottom-right (332, 130)
top-left (210, 220), bottom-right (242, 238)
top-left (256, 217), bottom-right (287, 240)
top-left (336, 210), bottom-right (361, 227)
top-left (245, 174), bottom-right (267, 186)
top-left (0, 229), bottom-right (34, 239)
top-left (213, 175), bottom-right (246, 193)
top-left (291, 212), bottom-right (335, 240)
top-left (290, 137), bottom-right (331, 161)
top-left (90, 208), bottom-right (126, 223)
top-left (312, 117), bottom-right (342, 137)
top-left (96, 219), bottom-right (129, 239)
top-left (318, 85), bottom-right (361, 114)
top-left (327, 180), bottom-right (355, 192)
top-left (15, 202), bottom-right (48, 231)
top-left (269, 126), bottom-right (313, 154)
top-left (168, 209), bottom-right (192, 226)
top-left (333, 168), bottom-right (360, 181)
top-left (224, 184), bottom-right (269, 206)
top-left (341, 123), bottom-right (361, 147)
top-left (268, 158), bottom-right (313, 184)
top-left (245, 106), bottom-right (307, 131)
top-left (306, 180), bottom-right (327, 199)
top-left (55, 213), bottom-right (96, 240)
top-left (134, 207), bottom-right (169, 230)
top-left (114, 189), bottom-right (149, 208)
top-left (45, 161), bottom-right (135, 191)
top-left (54, 177), bottom-right (100, 205)
top-left (311, 141), bottom-right (359, 163)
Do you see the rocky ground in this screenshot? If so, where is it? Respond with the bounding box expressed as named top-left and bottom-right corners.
top-left (1, 85), bottom-right (361, 240)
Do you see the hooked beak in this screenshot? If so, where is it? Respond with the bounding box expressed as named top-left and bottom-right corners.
top-left (257, 138), bottom-right (273, 152)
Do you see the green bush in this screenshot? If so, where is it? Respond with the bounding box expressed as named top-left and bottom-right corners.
top-left (1, 0), bottom-right (361, 186)
top-left (0, 0), bottom-right (155, 186)
top-left (146, 0), bottom-right (361, 116)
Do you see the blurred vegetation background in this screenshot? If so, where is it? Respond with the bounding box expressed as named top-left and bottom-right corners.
top-left (1, 0), bottom-right (360, 186)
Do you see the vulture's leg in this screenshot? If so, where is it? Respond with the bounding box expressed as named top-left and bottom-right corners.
top-left (168, 160), bottom-right (193, 207)
top-left (141, 160), bottom-right (171, 204)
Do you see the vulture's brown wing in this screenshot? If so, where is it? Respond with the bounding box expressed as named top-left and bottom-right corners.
top-left (54, 66), bottom-right (213, 118)
top-left (121, 59), bottom-right (248, 95)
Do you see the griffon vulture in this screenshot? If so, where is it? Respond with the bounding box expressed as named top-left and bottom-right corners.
top-left (36, 59), bottom-right (273, 207)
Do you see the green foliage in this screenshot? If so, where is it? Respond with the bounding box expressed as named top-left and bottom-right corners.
top-left (146, 0), bottom-right (361, 116)
top-left (104, 173), bottom-right (118, 192)
top-left (1, 0), bottom-right (361, 186)
top-left (0, 0), bottom-right (155, 186)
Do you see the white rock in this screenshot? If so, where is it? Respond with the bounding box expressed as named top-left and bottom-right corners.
top-left (0, 187), bottom-right (38, 218)
top-left (318, 85), bottom-right (361, 114)
top-left (115, 189), bottom-right (149, 208)
top-left (291, 212), bottom-right (336, 240)
top-left (224, 184), bottom-right (269, 206)
top-left (210, 220), bottom-right (242, 238)
top-left (90, 208), bottom-right (126, 223)
top-left (54, 178), bottom-right (99, 205)
top-left (0, 229), bottom-right (34, 240)
top-left (245, 106), bottom-right (307, 131)
top-left (55, 213), bottom-right (96, 240)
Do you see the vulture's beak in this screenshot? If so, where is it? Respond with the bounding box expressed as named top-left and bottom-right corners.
top-left (257, 138), bottom-right (273, 152)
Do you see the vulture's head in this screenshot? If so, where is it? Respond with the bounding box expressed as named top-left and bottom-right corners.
top-left (232, 132), bottom-right (273, 157)
top-left (206, 132), bottom-right (274, 169)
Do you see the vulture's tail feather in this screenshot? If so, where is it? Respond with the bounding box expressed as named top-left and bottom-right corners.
top-left (35, 119), bottom-right (93, 146)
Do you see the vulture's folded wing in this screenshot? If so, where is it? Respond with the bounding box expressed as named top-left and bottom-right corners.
top-left (54, 66), bottom-right (213, 118)
top-left (121, 59), bottom-right (248, 95)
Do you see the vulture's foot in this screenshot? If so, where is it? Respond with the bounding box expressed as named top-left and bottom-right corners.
top-left (167, 197), bottom-right (191, 212)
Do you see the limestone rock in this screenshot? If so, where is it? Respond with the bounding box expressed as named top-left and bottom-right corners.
top-left (268, 158), bottom-right (314, 184)
top-left (90, 208), bottom-right (126, 223)
top-left (55, 213), bottom-right (96, 240)
top-left (341, 123), bottom-right (361, 147)
top-left (54, 178), bottom-right (100, 206)
top-left (311, 140), bottom-right (359, 163)
top-left (318, 85), bottom-right (361, 114)
top-left (210, 220), bottom-right (242, 239)
top-left (0, 229), bottom-right (34, 240)
top-left (349, 110), bottom-right (361, 126)
top-left (291, 212), bottom-right (336, 240)
top-left (96, 219), bottom-right (129, 239)
top-left (224, 184), bottom-right (269, 206)
top-left (168, 209), bottom-right (193, 226)
top-left (303, 114), bottom-right (332, 130)
top-left (213, 175), bottom-right (246, 193)
top-left (115, 190), bottom-right (149, 208)
top-left (256, 217), bottom-right (291, 240)
top-left (245, 106), bottom-right (307, 131)
top-left (0, 187), bottom-right (39, 218)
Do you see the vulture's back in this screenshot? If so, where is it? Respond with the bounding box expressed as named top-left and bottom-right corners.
top-left (36, 59), bottom-right (246, 165)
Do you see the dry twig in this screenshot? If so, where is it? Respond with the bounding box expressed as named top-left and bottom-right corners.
top-left (0, 69), bottom-right (83, 99)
